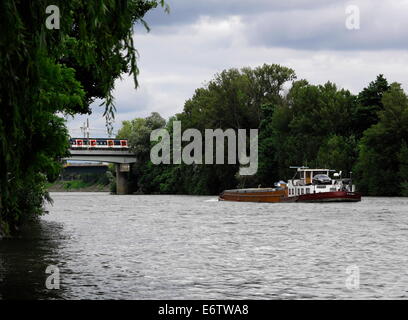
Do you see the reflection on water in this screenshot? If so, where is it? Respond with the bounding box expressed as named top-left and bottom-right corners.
top-left (0, 220), bottom-right (67, 299)
top-left (1, 193), bottom-right (408, 299)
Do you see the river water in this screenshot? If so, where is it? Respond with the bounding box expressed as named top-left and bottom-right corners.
top-left (1, 193), bottom-right (408, 299)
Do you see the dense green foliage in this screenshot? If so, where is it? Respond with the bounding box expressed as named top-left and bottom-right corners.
top-left (354, 83), bottom-right (408, 196)
top-left (117, 68), bottom-right (408, 197)
top-left (0, 0), bottom-right (166, 235)
top-left (53, 172), bottom-right (110, 191)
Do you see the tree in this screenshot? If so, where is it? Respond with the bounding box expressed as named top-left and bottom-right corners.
top-left (316, 135), bottom-right (358, 175)
top-left (266, 80), bottom-right (358, 180)
top-left (354, 83), bottom-right (408, 195)
top-left (116, 112), bottom-right (167, 193)
top-left (115, 64), bottom-right (297, 194)
top-left (353, 74), bottom-right (390, 137)
top-left (257, 103), bottom-right (279, 186)
top-left (398, 142), bottom-right (408, 196)
top-left (0, 0), bottom-right (167, 235)
top-left (178, 64), bottom-right (296, 131)
top-left (117, 112), bottom-right (166, 160)
top-left (177, 64), bottom-right (296, 193)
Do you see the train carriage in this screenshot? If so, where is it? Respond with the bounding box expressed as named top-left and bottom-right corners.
top-left (69, 138), bottom-right (129, 150)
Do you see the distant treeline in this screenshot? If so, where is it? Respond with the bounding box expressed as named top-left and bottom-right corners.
top-left (116, 64), bottom-right (408, 197)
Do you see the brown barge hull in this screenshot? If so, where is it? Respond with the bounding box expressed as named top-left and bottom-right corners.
top-left (219, 189), bottom-right (286, 203)
top-left (219, 191), bottom-right (361, 203)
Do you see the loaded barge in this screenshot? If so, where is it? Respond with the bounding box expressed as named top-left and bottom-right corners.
top-left (219, 167), bottom-right (361, 203)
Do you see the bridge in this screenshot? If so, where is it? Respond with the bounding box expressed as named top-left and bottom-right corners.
top-left (64, 149), bottom-right (137, 195)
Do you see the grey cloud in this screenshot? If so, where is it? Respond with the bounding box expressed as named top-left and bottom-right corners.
top-left (244, 1), bottom-right (408, 50)
top-left (144, 0), bottom-right (341, 29)
top-left (142, 0), bottom-right (408, 51)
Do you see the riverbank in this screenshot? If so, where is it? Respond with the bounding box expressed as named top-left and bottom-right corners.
top-left (47, 181), bottom-right (110, 192)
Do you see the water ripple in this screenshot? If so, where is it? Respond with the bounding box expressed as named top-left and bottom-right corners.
top-left (1, 194), bottom-right (408, 299)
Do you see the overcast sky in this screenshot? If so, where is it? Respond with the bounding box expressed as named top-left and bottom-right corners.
top-left (67, 0), bottom-right (408, 138)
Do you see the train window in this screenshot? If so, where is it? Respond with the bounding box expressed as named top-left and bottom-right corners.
top-left (114, 140), bottom-right (121, 146)
top-left (90, 140), bottom-right (96, 147)
top-left (107, 140), bottom-right (114, 147)
top-left (76, 140), bottom-right (83, 146)
top-left (120, 140), bottom-right (128, 147)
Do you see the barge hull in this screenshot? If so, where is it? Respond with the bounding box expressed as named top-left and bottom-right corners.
top-left (295, 191), bottom-right (361, 203)
top-left (219, 191), bottom-right (361, 203)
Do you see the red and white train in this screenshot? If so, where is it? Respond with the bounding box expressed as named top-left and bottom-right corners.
top-left (69, 138), bottom-right (129, 150)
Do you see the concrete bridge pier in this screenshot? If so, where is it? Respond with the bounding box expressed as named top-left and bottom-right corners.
top-left (116, 164), bottom-right (130, 195)
top-left (65, 149), bottom-right (137, 195)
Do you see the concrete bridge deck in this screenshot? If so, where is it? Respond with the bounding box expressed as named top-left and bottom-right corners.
top-left (66, 149), bottom-right (137, 164)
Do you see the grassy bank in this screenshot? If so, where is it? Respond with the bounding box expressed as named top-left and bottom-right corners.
top-left (47, 180), bottom-right (110, 192)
